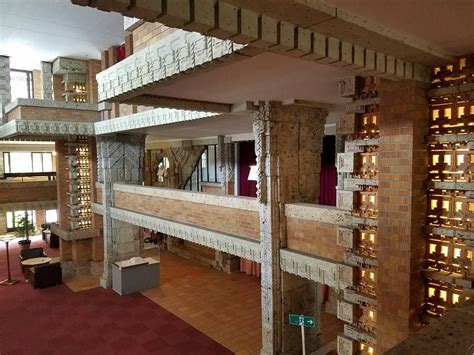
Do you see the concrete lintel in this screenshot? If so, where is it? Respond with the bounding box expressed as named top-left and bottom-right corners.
top-left (281, 99), bottom-right (334, 110)
top-left (121, 94), bottom-right (232, 113)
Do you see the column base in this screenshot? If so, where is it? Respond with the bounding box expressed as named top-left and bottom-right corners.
top-left (0, 278), bottom-right (19, 286)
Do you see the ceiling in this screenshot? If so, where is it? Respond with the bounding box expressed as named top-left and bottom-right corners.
top-left (0, 0), bottom-right (125, 70)
top-left (325, 0), bottom-right (474, 56)
top-left (143, 52), bottom-right (353, 106)
top-left (130, 112), bottom-right (254, 140)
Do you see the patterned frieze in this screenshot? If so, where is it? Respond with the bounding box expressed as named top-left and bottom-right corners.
top-left (94, 106), bottom-right (219, 135)
top-left (279, 248), bottom-right (340, 289)
top-left (285, 203), bottom-right (350, 225)
top-left (96, 29), bottom-right (246, 102)
top-left (113, 183), bottom-right (258, 211)
top-left (52, 57), bottom-right (88, 75)
top-left (344, 251), bottom-right (378, 268)
top-left (345, 139), bottom-right (380, 152)
top-left (351, 215), bottom-right (378, 227)
top-left (344, 178), bottom-right (379, 191)
top-left (344, 324), bottom-right (376, 346)
top-left (0, 119), bottom-right (95, 139)
top-left (343, 288), bottom-right (377, 307)
top-left (110, 207), bottom-right (261, 262)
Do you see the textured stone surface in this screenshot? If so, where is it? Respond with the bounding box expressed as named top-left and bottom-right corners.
top-left (96, 134), bottom-right (146, 288)
top-left (40, 62), bottom-right (53, 100)
top-left (386, 300), bottom-right (474, 354)
top-left (0, 56), bottom-right (11, 121)
top-left (0, 119), bottom-right (95, 140)
top-left (252, 102), bottom-right (327, 354)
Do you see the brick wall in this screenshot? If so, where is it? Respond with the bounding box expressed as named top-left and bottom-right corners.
top-left (6, 105), bottom-right (99, 122)
top-left (376, 78), bottom-right (428, 352)
top-left (132, 22), bottom-right (177, 52)
top-left (286, 217), bottom-right (345, 262)
top-left (87, 60), bottom-right (101, 104)
top-left (114, 190), bottom-right (260, 240)
top-left (53, 74), bottom-right (64, 101)
top-left (32, 70), bottom-right (42, 99)
top-left (0, 182), bottom-right (56, 203)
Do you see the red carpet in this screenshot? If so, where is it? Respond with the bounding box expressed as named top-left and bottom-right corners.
top-left (0, 236), bottom-right (232, 354)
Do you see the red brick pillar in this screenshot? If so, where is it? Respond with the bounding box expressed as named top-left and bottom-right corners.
top-left (377, 79), bottom-right (429, 352)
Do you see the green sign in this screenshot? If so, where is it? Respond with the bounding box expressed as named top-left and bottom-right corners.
top-left (288, 314), bottom-right (315, 328)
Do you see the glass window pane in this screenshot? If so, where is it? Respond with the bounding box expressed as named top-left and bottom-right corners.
top-left (42, 153), bottom-right (53, 171)
top-left (32, 153), bottom-right (43, 172)
top-left (10, 70), bottom-right (30, 100)
top-left (45, 209), bottom-right (57, 223)
top-left (9, 152), bottom-right (32, 173)
top-left (3, 153), bottom-right (10, 173)
top-left (201, 151), bottom-right (208, 181)
top-left (208, 145), bottom-right (216, 182)
top-left (6, 212), bottom-right (13, 229)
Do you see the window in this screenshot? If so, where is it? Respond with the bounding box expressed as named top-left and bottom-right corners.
top-left (3, 152), bottom-right (53, 173)
top-left (45, 209), bottom-right (58, 223)
top-left (10, 69), bottom-right (33, 100)
top-left (6, 210), bottom-right (36, 231)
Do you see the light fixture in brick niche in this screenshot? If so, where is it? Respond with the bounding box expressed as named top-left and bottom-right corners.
top-left (52, 57), bottom-right (88, 103)
top-left (65, 136), bottom-right (92, 230)
top-left (424, 54), bottom-right (474, 319)
top-left (336, 76), bottom-right (380, 354)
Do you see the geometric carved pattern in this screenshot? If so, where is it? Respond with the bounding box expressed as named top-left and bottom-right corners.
top-left (110, 207), bottom-right (261, 262)
top-left (96, 30), bottom-right (245, 102)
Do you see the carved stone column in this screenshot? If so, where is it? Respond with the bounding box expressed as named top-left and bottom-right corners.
top-left (0, 56), bottom-right (11, 121)
top-left (40, 61), bottom-right (53, 100)
top-left (97, 133), bottom-right (146, 288)
top-left (252, 102), bottom-right (327, 354)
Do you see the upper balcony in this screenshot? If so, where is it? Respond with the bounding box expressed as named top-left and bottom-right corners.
top-left (0, 98), bottom-right (100, 140)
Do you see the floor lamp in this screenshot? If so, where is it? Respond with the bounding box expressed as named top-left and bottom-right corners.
top-left (0, 235), bottom-right (19, 286)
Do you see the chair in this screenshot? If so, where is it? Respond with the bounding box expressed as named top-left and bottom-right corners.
top-left (19, 247), bottom-right (47, 274)
top-left (28, 262), bottom-right (62, 289)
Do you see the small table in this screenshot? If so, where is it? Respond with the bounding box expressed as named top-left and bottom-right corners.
top-left (21, 257), bottom-right (52, 267)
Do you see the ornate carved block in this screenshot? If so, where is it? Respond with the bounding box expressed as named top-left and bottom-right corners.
top-left (337, 113), bottom-right (356, 135)
top-left (337, 190), bottom-right (356, 211)
top-left (337, 300), bottom-right (356, 324)
top-left (338, 264), bottom-right (356, 287)
top-left (339, 76), bottom-right (362, 97)
top-left (337, 152), bottom-right (356, 173)
top-left (337, 227), bottom-right (356, 249)
top-left (337, 335), bottom-right (355, 355)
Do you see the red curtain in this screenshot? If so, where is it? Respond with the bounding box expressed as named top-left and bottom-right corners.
top-left (117, 44), bottom-right (126, 62)
top-left (238, 141), bottom-right (257, 198)
top-left (319, 136), bottom-right (337, 207)
top-left (238, 141), bottom-right (260, 277)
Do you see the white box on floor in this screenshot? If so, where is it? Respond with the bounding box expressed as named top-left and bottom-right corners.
top-left (112, 257), bottom-right (160, 295)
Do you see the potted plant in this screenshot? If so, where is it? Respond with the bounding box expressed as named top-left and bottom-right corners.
top-left (16, 212), bottom-right (35, 250)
